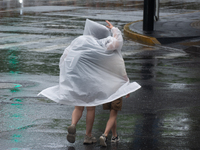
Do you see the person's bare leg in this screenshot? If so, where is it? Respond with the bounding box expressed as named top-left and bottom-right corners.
top-left (71, 106), bottom-right (84, 125)
top-left (86, 106), bottom-right (95, 137)
top-left (111, 119), bottom-right (117, 137)
top-left (104, 109), bottom-right (118, 136)
top-left (67, 106), bottom-right (84, 143)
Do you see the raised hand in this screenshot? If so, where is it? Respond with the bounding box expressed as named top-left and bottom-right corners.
top-left (105, 20), bottom-right (113, 29)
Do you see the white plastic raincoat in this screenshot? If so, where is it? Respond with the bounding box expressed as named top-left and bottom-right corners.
top-left (38, 19), bottom-right (141, 106)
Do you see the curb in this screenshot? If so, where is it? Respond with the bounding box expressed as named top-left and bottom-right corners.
top-left (124, 21), bottom-right (161, 46)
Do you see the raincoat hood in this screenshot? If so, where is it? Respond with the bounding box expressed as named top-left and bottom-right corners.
top-left (83, 19), bottom-right (111, 39)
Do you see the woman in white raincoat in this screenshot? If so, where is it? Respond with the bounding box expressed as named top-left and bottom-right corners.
top-left (38, 19), bottom-right (141, 144)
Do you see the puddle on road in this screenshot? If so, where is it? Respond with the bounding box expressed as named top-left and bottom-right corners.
top-left (0, 49), bottom-right (61, 76)
top-left (0, 81), bottom-right (36, 89)
top-left (10, 97), bottom-right (54, 104)
top-left (156, 107), bottom-right (200, 148)
top-left (155, 52), bottom-right (187, 59)
top-left (0, 83), bottom-right (22, 89)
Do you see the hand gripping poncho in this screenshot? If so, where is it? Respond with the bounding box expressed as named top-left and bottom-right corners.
top-left (38, 19), bottom-right (141, 106)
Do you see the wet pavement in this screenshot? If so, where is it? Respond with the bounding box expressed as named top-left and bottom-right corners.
top-left (0, 0), bottom-right (200, 150)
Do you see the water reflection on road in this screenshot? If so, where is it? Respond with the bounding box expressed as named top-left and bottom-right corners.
top-left (0, 0), bottom-right (200, 149)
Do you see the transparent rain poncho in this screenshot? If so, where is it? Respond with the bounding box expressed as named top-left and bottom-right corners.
top-left (38, 19), bottom-right (141, 106)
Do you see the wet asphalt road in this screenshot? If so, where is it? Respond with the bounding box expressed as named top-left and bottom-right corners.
top-left (0, 1), bottom-right (200, 150)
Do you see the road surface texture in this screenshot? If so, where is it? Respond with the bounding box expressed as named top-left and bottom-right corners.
top-left (0, 0), bottom-right (200, 150)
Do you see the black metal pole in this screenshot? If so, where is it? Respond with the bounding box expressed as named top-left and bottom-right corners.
top-left (143, 0), bottom-right (155, 33)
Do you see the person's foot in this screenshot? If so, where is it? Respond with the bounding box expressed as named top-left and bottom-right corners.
top-left (111, 135), bottom-right (120, 143)
top-left (83, 135), bottom-right (97, 144)
top-left (99, 134), bottom-right (108, 147)
top-left (67, 125), bottom-right (76, 143)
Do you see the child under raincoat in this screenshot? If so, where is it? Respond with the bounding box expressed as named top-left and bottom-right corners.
top-left (38, 19), bottom-right (141, 106)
